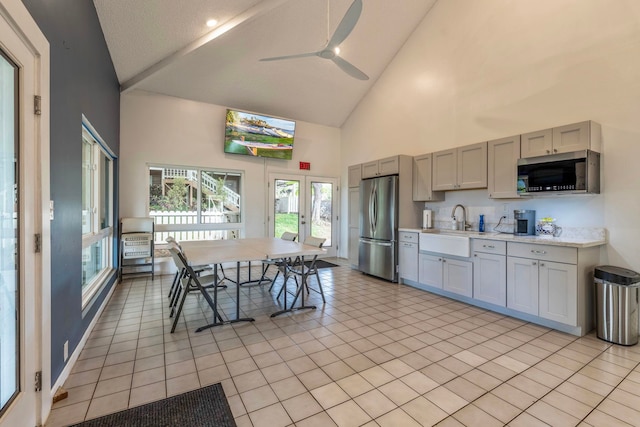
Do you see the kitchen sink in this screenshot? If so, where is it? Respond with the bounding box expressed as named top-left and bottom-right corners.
top-left (419, 229), bottom-right (473, 257)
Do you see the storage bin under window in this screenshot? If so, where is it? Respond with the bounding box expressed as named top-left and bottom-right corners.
top-left (119, 218), bottom-right (155, 279)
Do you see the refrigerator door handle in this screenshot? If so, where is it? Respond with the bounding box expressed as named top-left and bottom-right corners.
top-left (359, 239), bottom-right (392, 247)
top-left (369, 182), bottom-right (375, 235)
top-left (372, 182), bottom-right (378, 232)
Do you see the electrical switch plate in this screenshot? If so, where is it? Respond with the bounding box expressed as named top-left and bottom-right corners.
top-left (63, 340), bottom-right (68, 361)
top-left (49, 200), bottom-right (54, 220)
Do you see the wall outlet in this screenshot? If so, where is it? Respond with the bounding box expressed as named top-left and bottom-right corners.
top-left (502, 203), bottom-right (510, 221)
top-left (64, 340), bottom-right (68, 362)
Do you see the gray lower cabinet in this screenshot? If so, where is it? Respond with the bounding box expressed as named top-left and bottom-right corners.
top-left (413, 238), bottom-right (599, 335)
top-left (419, 253), bottom-right (443, 289)
top-left (418, 253), bottom-right (472, 297)
top-left (473, 239), bottom-right (507, 306)
top-left (506, 256), bottom-right (539, 316)
top-left (507, 242), bottom-right (580, 326)
top-left (399, 232), bottom-right (419, 283)
top-left (443, 258), bottom-right (473, 298)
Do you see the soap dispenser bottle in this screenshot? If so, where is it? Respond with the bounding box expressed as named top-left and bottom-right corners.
top-left (479, 215), bottom-right (485, 232)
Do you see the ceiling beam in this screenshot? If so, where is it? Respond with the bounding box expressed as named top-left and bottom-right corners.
top-left (120, 0), bottom-right (290, 93)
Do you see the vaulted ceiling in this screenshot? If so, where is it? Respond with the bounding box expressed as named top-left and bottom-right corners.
top-left (93, 0), bottom-right (438, 127)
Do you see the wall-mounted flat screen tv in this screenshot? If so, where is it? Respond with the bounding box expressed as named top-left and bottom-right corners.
top-left (224, 109), bottom-right (296, 160)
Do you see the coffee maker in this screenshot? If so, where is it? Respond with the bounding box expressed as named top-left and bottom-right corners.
top-left (514, 210), bottom-right (536, 236)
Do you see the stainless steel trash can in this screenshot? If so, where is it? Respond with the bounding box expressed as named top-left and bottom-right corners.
top-left (595, 266), bottom-right (640, 345)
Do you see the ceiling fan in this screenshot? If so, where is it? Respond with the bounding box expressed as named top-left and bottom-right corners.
top-left (260, 0), bottom-right (369, 80)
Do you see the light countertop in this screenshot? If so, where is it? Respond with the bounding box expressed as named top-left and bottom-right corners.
top-left (398, 228), bottom-right (606, 248)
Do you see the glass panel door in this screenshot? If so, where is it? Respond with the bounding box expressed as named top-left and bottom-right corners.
top-left (0, 4), bottom-right (46, 423)
top-left (0, 48), bottom-right (18, 415)
top-left (269, 174), bottom-right (338, 257)
top-left (309, 179), bottom-right (334, 249)
top-left (272, 178), bottom-right (300, 238)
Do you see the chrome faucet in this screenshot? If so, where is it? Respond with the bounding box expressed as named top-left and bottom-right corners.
top-left (451, 204), bottom-right (468, 231)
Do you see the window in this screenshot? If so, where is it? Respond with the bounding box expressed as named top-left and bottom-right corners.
top-left (82, 119), bottom-right (115, 307)
top-left (148, 166), bottom-right (243, 242)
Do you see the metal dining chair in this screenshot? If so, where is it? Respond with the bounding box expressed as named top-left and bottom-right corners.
top-left (166, 236), bottom-right (227, 306)
top-left (167, 246), bottom-right (223, 333)
top-left (166, 237), bottom-right (225, 315)
top-left (278, 236), bottom-right (327, 305)
top-left (260, 232), bottom-right (298, 290)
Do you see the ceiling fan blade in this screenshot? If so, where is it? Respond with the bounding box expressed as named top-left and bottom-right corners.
top-left (327, 0), bottom-right (362, 49)
top-left (260, 51), bottom-right (318, 62)
top-left (332, 56), bottom-right (369, 80)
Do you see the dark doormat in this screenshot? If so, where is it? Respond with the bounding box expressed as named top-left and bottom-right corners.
top-left (305, 260), bottom-right (339, 269)
top-left (70, 383), bottom-right (236, 427)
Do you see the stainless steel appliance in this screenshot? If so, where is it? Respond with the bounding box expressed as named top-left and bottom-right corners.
top-left (359, 175), bottom-right (398, 282)
top-left (517, 149), bottom-right (600, 195)
top-left (514, 210), bottom-right (536, 236)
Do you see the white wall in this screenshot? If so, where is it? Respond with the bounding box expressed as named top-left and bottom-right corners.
top-left (120, 91), bottom-right (341, 238)
top-left (340, 0), bottom-right (640, 271)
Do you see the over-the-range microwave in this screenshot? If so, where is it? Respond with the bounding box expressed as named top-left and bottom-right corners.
top-left (517, 149), bottom-right (600, 195)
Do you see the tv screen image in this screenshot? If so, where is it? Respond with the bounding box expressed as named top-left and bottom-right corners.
top-left (224, 109), bottom-right (296, 160)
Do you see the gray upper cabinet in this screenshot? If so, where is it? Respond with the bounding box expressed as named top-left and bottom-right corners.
top-left (413, 154), bottom-right (445, 201)
top-left (521, 121), bottom-right (601, 158)
top-left (520, 129), bottom-right (553, 158)
top-left (488, 135), bottom-right (521, 199)
top-left (362, 156), bottom-right (400, 178)
top-left (348, 164), bottom-right (362, 188)
top-left (433, 142), bottom-right (487, 191)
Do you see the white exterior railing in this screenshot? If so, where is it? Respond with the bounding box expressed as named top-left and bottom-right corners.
top-left (162, 168), bottom-right (240, 209)
top-left (150, 210), bottom-right (240, 242)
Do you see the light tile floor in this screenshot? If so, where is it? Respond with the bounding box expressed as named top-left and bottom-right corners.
top-left (46, 259), bottom-right (640, 426)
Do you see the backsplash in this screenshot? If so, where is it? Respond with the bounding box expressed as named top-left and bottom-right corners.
top-left (424, 189), bottom-right (606, 238)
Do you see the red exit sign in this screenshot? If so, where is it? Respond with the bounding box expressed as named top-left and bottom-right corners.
top-left (299, 161), bottom-right (311, 170)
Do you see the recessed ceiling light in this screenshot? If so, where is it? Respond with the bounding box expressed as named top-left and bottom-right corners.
top-left (334, 47), bottom-right (340, 55)
top-left (206, 19), bottom-right (218, 28)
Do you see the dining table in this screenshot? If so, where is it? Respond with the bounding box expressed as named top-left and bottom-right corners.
top-left (179, 237), bottom-right (326, 332)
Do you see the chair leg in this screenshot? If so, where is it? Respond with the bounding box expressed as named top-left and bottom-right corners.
top-left (171, 279), bottom-right (191, 333)
top-left (169, 269), bottom-right (186, 312)
top-left (168, 270), bottom-right (180, 299)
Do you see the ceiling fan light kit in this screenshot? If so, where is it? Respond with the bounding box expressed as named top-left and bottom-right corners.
top-left (260, 0), bottom-right (369, 80)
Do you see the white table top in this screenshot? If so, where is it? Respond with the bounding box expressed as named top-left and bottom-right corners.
top-left (180, 237), bottom-right (325, 265)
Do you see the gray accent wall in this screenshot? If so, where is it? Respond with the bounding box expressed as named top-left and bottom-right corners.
top-left (21, 0), bottom-right (120, 385)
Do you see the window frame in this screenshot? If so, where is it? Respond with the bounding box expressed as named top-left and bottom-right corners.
top-left (81, 117), bottom-right (116, 308)
top-left (147, 163), bottom-right (245, 240)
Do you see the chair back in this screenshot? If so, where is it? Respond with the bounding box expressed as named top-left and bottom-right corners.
top-left (303, 236), bottom-right (326, 248)
top-left (166, 236), bottom-right (184, 252)
top-left (168, 246), bottom-right (188, 271)
top-left (281, 232), bottom-right (298, 241)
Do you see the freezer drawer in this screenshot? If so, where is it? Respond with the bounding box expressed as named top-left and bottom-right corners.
top-left (359, 239), bottom-right (397, 282)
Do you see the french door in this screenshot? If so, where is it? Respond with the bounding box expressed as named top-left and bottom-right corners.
top-left (267, 174), bottom-right (339, 257)
top-left (0, 1), bottom-right (49, 426)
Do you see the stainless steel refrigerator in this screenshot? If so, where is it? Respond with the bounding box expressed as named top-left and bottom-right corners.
top-left (358, 175), bottom-right (398, 282)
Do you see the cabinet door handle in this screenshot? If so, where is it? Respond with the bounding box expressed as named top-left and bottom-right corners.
top-left (532, 261), bottom-right (537, 265)
top-left (540, 263), bottom-right (545, 267)
top-left (438, 258), bottom-right (442, 261)
top-left (553, 149), bottom-right (558, 153)
top-left (443, 259), bottom-right (446, 263)
top-left (474, 254), bottom-right (477, 257)
top-left (483, 245), bottom-right (495, 249)
top-left (531, 250), bottom-right (547, 255)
